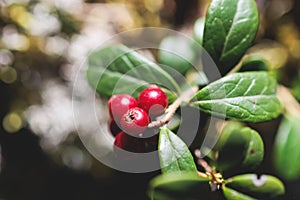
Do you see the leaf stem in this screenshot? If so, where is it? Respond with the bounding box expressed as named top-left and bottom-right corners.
top-left (148, 86), bottom-right (198, 128)
top-left (194, 149), bottom-right (223, 186)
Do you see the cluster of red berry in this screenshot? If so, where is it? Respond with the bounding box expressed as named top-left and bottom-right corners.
top-left (108, 85), bottom-right (168, 155)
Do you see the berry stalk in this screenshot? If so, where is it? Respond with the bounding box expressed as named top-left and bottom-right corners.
top-left (148, 86), bottom-right (198, 128)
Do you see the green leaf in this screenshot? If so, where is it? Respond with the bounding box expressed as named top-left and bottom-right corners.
top-left (223, 186), bottom-right (255, 200)
top-left (158, 36), bottom-right (196, 75)
top-left (239, 56), bottom-right (269, 72)
top-left (274, 115), bottom-right (300, 180)
top-left (225, 174), bottom-right (285, 199)
top-left (87, 44), bottom-right (180, 100)
top-left (190, 72), bottom-right (283, 122)
top-left (203, 0), bottom-right (259, 75)
top-left (148, 172), bottom-right (210, 200)
top-left (158, 127), bottom-right (197, 174)
top-left (241, 127), bottom-right (264, 169)
top-left (193, 17), bottom-right (205, 45)
top-left (213, 122), bottom-right (264, 171)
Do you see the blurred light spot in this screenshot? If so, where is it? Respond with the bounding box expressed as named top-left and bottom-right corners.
top-left (2, 26), bottom-right (30, 51)
top-left (0, 50), bottom-right (14, 65)
top-left (29, 3), bottom-right (61, 36)
top-left (9, 4), bottom-right (31, 30)
top-left (144, 0), bottom-right (163, 12)
top-left (62, 146), bottom-right (91, 170)
top-left (247, 40), bottom-right (289, 70)
top-left (2, 112), bottom-right (23, 133)
top-left (27, 80), bottom-right (75, 150)
top-left (45, 36), bottom-right (69, 56)
top-left (6, 0), bottom-right (30, 5)
top-left (55, 0), bottom-right (83, 13)
top-left (1, 66), bottom-right (17, 84)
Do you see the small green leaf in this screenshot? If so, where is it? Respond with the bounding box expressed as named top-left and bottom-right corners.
top-left (225, 174), bottom-right (285, 199)
top-left (87, 44), bottom-right (180, 100)
top-left (193, 17), bottom-right (205, 45)
top-left (190, 72), bottom-right (283, 122)
top-left (242, 127), bottom-right (264, 169)
top-left (214, 122), bottom-right (247, 171)
top-left (223, 186), bottom-right (255, 200)
top-left (213, 122), bottom-right (264, 171)
top-left (158, 36), bottom-right (196, 75)
top-left (158, 127), bottom-right (197, 174)
top-left (274, 115), bottom-right (300, 180)
top-left (203, 0), bottom-right (259, 75)
top-left (148, 172), bottom-right (210, 200)
top-left (239, 56), bottom-right (269, 72)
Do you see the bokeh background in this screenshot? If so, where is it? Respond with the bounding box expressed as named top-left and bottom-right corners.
top-left (0, 0), bottom-right (299, 199)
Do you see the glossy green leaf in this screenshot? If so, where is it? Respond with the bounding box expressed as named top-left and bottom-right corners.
top-left (225, 174), bottom-right (285, 199)
top-left (203, 0), bottom-right (259, 75)
top-left (148, 172), bottom-right (210, 200)
top-left (274, 115), bottom-right (300, 180)
top-left (158, 127), bottom-right (197, 174)
top-left (242, 127), bottom-right (264, 169)
top-left (193, 17), bottom-right (205, 45)
top-left (223, 186), bottom-right (255, 200)
top-left (213, 122), bottom-right (264, 171)
top-left (239, 56), bottom-right (269, 72)
top-left (190, 72), bottom-right (283, 122)
top-left (87, 44), bottom-right (179, 100)
top-left (158, 36), bottom-right (196, 75)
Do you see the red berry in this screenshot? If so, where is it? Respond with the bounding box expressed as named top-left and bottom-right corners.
top-left (109, 119), bottom-right (122, 136)
top-left (120, 107), bottom-right (149, 136)
top-left (138, 85), bottom-right (168, 116)
top-left (108, 94), bottom-right (137, 122)
top-left (114, 131), bottom-right (145, 155)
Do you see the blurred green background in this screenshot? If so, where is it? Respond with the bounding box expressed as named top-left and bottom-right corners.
top-left (0, 0), bottom-right (299, 199)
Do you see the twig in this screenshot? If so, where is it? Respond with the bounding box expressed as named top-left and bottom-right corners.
top-left (194, 149), bottom-right (223, 185)
top-left (148, 86), bottom-right (198, 128)
top-left (277, 85), bottom-right (300, 118)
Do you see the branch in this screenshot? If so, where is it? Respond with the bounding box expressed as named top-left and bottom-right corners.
top-left (148, 86), bottom-right (198, 128)
top-left (194, 149), bottom-right (223, 185)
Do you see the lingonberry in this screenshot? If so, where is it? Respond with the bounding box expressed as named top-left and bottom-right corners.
top-left (109, 119), bottom-right (122, 136)
top-left (120, 107), bottom-right (149, 136)
top-left (108, 94), bottom-right (137, 122)
top-left (114, 131), bottom-right (145, 155)
top-left (138, 85), bottom-right (168, 116)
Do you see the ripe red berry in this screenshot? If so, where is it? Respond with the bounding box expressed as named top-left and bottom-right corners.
top-left (108, 94), bottom-right (137, 122)
top-left (138, 85), bottom-right (168, 116)
top-left (109, 119), bottom-right (122, 136)
top-left (114, 131), bottom-right (145, 155)
top-left (120, 107), bottom-right (149, 136)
